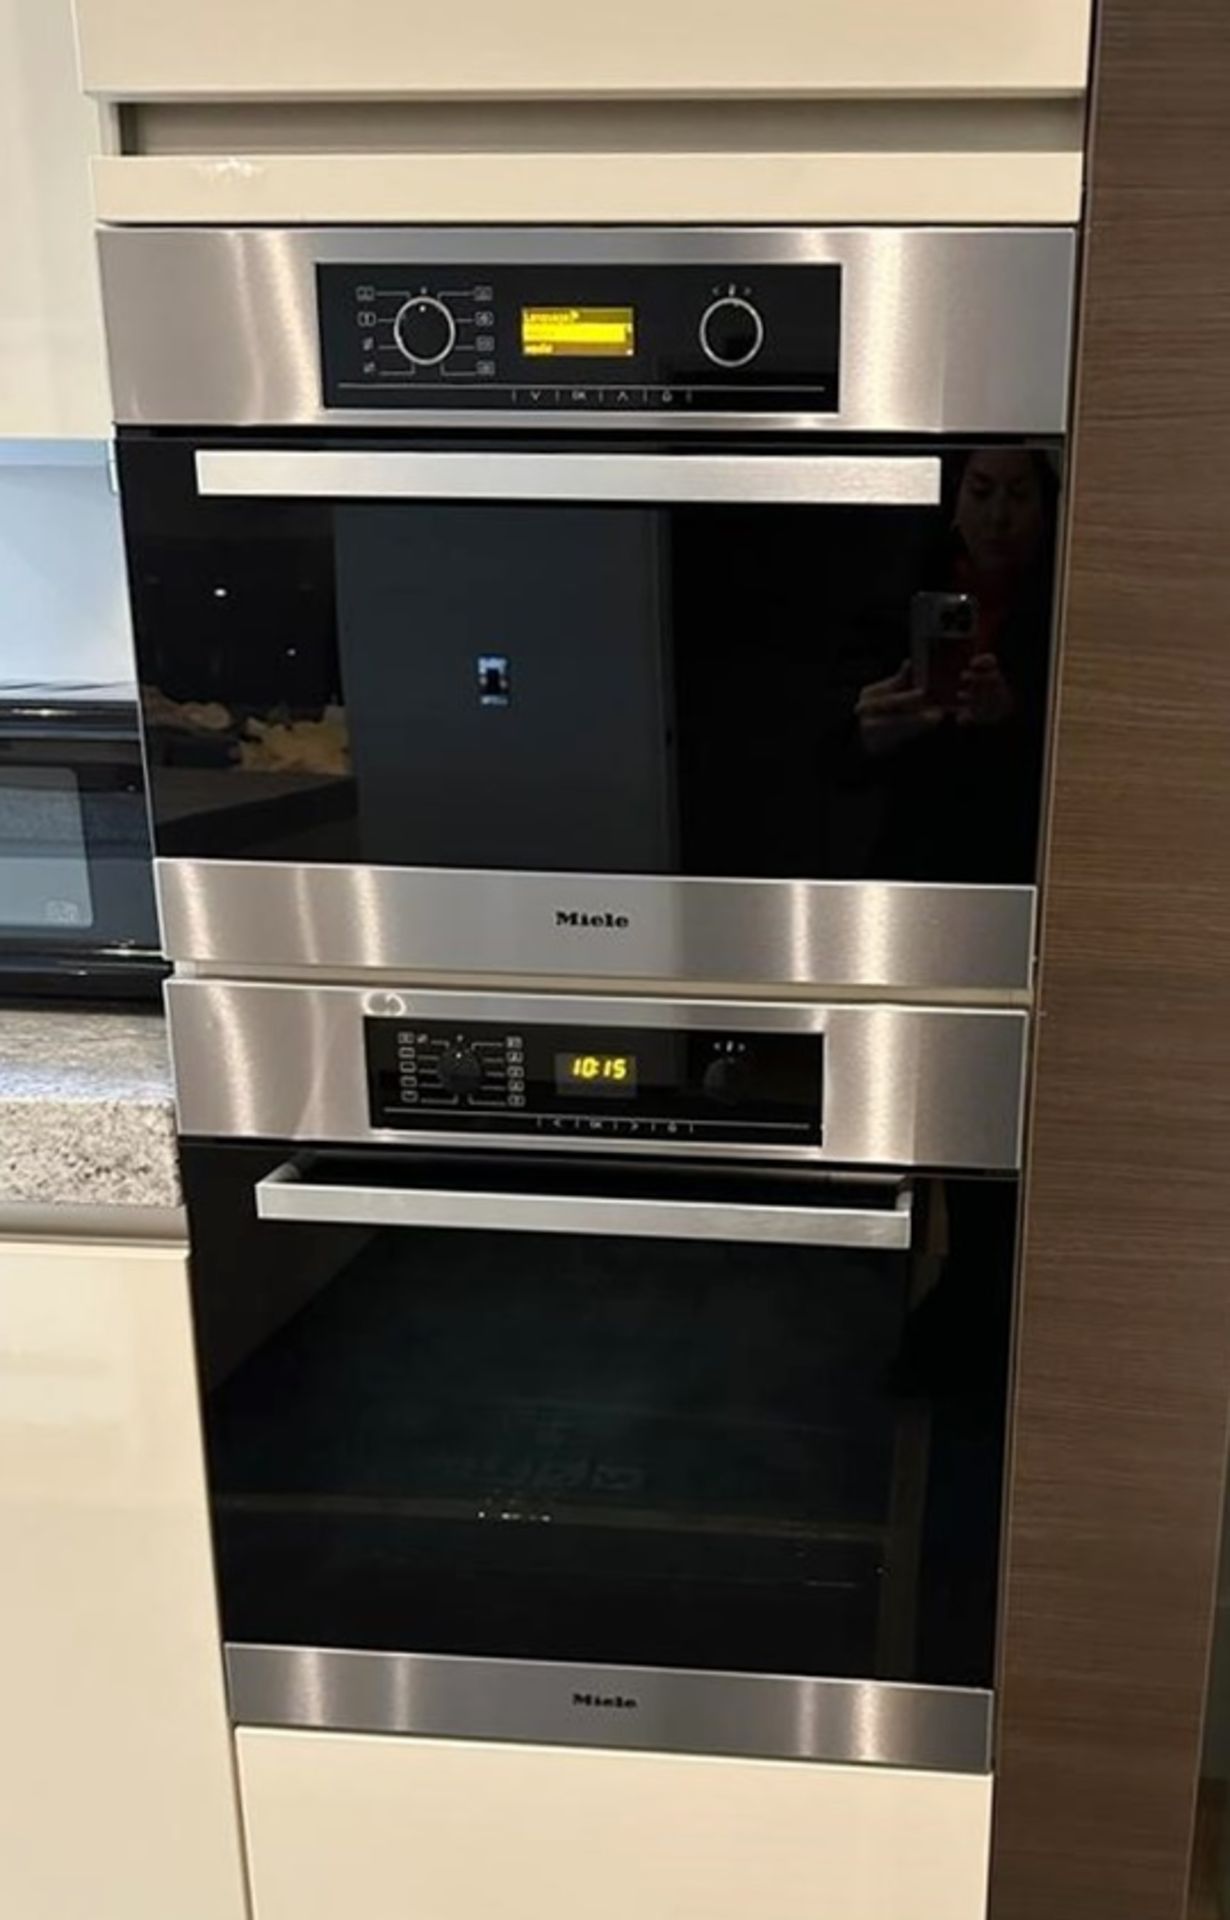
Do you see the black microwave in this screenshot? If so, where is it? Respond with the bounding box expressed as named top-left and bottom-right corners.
top-left (0, 683), bottom-right (164, 1001)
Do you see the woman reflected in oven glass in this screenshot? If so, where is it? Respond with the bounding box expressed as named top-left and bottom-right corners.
top-left (847, 448), bottom-right (1059, 884)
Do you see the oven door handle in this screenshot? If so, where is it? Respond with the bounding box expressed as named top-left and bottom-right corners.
top-left (254, 1163), bottom-right (914, 1251)
top-left (194, 450), bottom-right (942, 509)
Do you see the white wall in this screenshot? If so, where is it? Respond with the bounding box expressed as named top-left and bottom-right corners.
top-left (0, 451), bottom-right (135, 684)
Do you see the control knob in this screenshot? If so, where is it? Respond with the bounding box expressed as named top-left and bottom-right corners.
top-left (698, 297), bottom-right (765, 371)
top-left (393, 296), bottom-right (457, 368)
top-left (702, 1053), bottom-right (752, 1106)
top-left (437, 1044), bottom-right (484, 1097)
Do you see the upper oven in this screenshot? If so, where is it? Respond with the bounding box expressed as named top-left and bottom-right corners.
top-left (99, 226), bottom-right (1075, 996)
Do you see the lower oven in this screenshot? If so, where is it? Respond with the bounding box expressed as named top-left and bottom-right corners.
top-left (172, 982), bottom-right (1025, 1782)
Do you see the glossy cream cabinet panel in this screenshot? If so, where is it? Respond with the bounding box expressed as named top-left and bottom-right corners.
top-left (0, 0), bottom-right (111, 436)
top-left (0, 1239), bottom-right (249, 1920)
top-left (238, 1728), bottom-right (993, 1920)
top-left (76, 0), bottom-right (1092, 100)
top-left (92, 148), bottom-right (1083, 226)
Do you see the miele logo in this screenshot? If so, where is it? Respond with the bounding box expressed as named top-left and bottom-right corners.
top-left (572, 1690), bottom-right (639, 1712)
top-left (555, 909), bottom-right (631, 930)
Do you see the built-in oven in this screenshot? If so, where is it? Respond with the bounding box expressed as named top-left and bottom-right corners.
top-left (96, 220), bottom-right (1071, 1798)
top-left (99, 225), bottom-right (1075, 997)
top-left (172, 980), bottom-right (1026, 1777)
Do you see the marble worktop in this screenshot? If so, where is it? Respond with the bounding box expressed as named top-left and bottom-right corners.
top-left (0, 1007), bottom-right (181, 1215)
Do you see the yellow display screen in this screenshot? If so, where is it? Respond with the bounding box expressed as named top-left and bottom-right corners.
top-left (555, 1052), bottom-right (638, 1098)
top-left (522, 306), bottom-right (636, 360)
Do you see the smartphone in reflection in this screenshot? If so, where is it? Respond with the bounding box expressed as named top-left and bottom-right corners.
top-left (910, 591), bottom-right (979, 713)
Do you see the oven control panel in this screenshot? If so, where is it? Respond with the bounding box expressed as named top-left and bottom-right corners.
top-left (319, 262), bottom-right (840, 413)
top-left (365, 1018), bottom-right (823, 1147)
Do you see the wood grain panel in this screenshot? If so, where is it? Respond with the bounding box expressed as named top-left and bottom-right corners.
top-left (991, 3), bottom-right (1230, 1916)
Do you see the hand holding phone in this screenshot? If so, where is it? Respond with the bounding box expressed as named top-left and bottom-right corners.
top-left (910, 591), bottom-right (979, 713)
top-left (856, 659), bottom-right (943, 758)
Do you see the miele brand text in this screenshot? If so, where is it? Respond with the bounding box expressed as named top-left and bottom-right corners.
top-left (572, 1691), bottom-right (639, 1711)
top-left (555, 910), bottom-right (631, 930)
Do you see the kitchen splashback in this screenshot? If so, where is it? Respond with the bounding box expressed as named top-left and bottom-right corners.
top-left (0, 452), bottom-right (135, 684)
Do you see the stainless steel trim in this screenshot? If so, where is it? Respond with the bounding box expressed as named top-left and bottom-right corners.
top-left (195, 448), bottom-right (941, 507)
top-left (165, 979), bottom-right (1029, 1172)
top-left (255, 1161), bottom-right (914, 1249)
top-left (225, 1644), bottom-right (993, 1774)
top-left (98, 225), bottom-right (1077, 434)
top-left (156, 862), bottom-right (1037, 998)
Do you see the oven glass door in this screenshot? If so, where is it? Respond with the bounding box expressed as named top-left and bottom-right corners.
top-left (120, 435), bottom-right (1059, 887)
top-left (185, 1144), bottom-right (1015, 1767)
top-left (0, 721), bottom-right (160, 958)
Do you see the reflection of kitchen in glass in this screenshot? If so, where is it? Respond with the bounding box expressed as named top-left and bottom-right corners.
top-left (121, 491), bottom-right (353, 862)
top-left (335, 502), bottom-right (679, 873)
top-left (119, 446), bottom-right (1058, 893)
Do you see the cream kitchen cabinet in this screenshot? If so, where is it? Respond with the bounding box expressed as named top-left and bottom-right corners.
top-left (75, 0), bottom-right (1092, 228)
top-left (238, 1727), bottom-right (993, 1920)
top-left (76, 0), bottom-right (1092, 101)
top-left (0, 1237), bottom-right (248, 1920)
top-left (0, 0), bottom-right (112, 437)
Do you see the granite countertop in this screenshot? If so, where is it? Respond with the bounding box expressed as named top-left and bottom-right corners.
top-left (0, 1008), bottom-right (181, 1214)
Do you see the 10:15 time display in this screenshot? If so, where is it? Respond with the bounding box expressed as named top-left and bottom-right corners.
top-left (555, 1052), bottom-right (638, 1099)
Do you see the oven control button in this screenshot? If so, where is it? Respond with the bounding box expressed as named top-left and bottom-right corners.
top-left (393, 296), bottom-right (458, 367)
top-left (698, 297), bottom-right (765, 371)
top-left (436, 1044), bottom-right (484, 1096)
top-left (702, 1053), bottom-right (752, 1105)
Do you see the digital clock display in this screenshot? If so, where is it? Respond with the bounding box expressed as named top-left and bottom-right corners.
top-left (555, 1052), bottom-right (638, 1098)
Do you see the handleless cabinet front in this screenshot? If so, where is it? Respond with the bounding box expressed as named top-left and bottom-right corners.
top-left (0, 1239), bottom-right (247, 1920)
top-left (237, 1727), bottom-right (992, 1920)
top-left (75, 0), bottom-right (1092, 98)
top-left (0, 0), bottom-right (112, 437)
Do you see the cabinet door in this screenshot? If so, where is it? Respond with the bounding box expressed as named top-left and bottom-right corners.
top-left (75, 0), bottom-right (1093, 100)
top-left (238, 1727), bottom-right (992, 1920)
top-left (0, 1238), bottom-right (248, 1920)
top-left (0, 0), bottom-right (112, 437)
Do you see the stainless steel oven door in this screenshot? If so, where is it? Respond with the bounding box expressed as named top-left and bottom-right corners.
top-left (124, 437), bottom-right (1053, 995)
top-left (184, 1141), bottom-right (1014, 1776)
